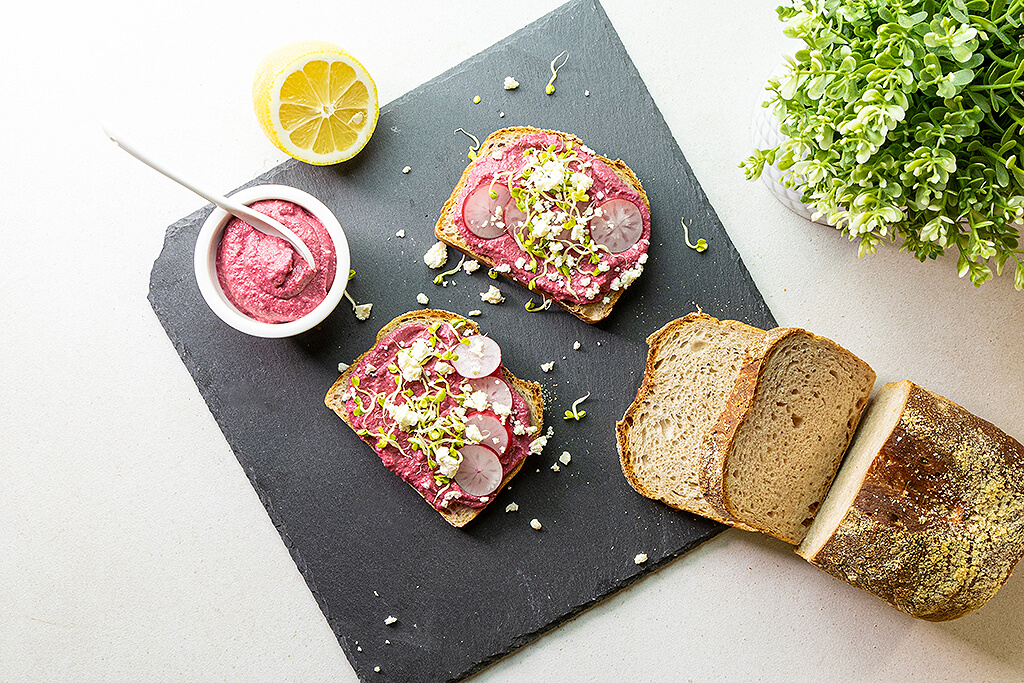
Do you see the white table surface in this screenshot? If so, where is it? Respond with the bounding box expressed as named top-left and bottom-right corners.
top-left (4, 1), bottom-right (1024, 681)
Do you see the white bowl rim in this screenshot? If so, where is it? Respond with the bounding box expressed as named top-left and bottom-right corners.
top-left (193, 184), bottom-right (351, 338)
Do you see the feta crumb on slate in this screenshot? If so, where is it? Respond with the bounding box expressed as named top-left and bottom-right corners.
top-left (499, 111), bottom-right (505, 118)
top-left (634, 553), bottom-right (649, 565)
top-left (559, 451), bottom-right (571, 465)
top-left (384, 615), bottom-right (397, 625)
top-left (551, 463), bottom-right (560, 472)
top-left (463, 259), bottom-right (480, 274)
top-left (585, 90), bottom-right (591, 97)
top-left (505, 502), bottom-right (519, 513)
top-left (423, 241), bottom-right (448, 269)
top-left (503, 76), bottom-right (520, 90)
top-left (541, 361), bottom-right (554, 373)
top-left (573, 341), bottom-right (581, 350)
top-left (375, 667), bottom-right (381, 673)
top-left (467, 309), bottom-right (482, 317)
top-left (530, 518), bottom-right (542, 530)
top-left (337, 362), bottom-right (350, 372)
top-left (402, 166), bottom-right (411, 174)
top-left (480, 284), bottom-right (505, 304)
top-left (355, 303), bottom-right (373, 321)
top-left (396, 229), bottom-right (405, 238)
top-left (416, 293), bottom-right (429, 305)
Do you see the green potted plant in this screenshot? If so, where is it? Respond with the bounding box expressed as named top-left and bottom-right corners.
top-left (743, 0), bottom-right (1024, 289)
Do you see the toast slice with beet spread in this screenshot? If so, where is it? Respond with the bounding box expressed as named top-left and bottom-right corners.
top-left (325, 310), bottom-right (544, 527)
top-left (435, 126), bottom-right (651, 324)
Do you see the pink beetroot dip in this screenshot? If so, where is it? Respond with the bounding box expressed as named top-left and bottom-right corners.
top-left (215, 199), bottom-right (336, 323)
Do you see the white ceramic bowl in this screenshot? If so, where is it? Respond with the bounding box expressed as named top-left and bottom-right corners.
top-left (193, 184), bottom-right (350, 338)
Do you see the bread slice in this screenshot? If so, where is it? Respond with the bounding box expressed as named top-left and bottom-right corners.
top-left (699, 327), bottom-right (875, 545)
top-left (325, 309), bottom-right (544, 527)
top-left (797, 380), bottom-right (1024, 621)
top-left (435, 126), bottom-right (650, 324)
top-left (616, 312), bottom-right (765, 530)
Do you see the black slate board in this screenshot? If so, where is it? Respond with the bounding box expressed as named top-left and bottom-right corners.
top-left (148, 1), bottom-right (776, 680)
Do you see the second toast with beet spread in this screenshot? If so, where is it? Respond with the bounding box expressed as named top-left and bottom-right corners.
top-left (435, 126), bottom-right (651, 323)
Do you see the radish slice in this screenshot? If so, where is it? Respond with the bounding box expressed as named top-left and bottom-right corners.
top-left (466, 410), bottom-right (511, 455)
top-left (462, 184), bottom-right (511, 239)
top-left (454, 444), bottom-right (503, 496)
top-left (467, 375), bottom-right (513, 411)
top-left (503, 197), bottom-right (527, 238)
top-left (588, 198), bottom-right (643, 253)
top-left (452, 335), bottom-right (501, 378)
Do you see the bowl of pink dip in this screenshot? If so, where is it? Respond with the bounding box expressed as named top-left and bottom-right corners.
top-left (193, 184), bottom-right (350, 338)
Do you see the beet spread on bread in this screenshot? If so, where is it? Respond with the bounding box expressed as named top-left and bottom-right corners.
top-left (436, 126), bottom-right (650, 323)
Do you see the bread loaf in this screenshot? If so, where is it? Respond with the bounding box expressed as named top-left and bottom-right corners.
top-left (435, 126), bottom-right (650, 324)
top-left (699, 327), bottom-right (875, 545)
top-left (797, 380), bottom-right (1024, 621)
top-left (616, 313), bottom-right (764, 529)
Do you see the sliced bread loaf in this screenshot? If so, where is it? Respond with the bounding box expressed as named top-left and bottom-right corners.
top-left (797, 380), bottom-right (1024, 621)
top-left (616, 312), bottom-right (765, 529)
top-left (699, 327), bottom-right (875, 545)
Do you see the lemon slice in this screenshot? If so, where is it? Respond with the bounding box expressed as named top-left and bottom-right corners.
top-left (253, 40), bottom-right (378, 165)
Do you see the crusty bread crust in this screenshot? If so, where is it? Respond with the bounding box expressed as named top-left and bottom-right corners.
top-left (616, 312), bottom-right (761, 531)
top-left (799, 381), bottom-right (1024, 621)
top-left (699, 327), bottom-right (875, 545)
top-left (324, 309), bottom-right (544, 527)
top-left (434, 126), bottom-right (650, 324)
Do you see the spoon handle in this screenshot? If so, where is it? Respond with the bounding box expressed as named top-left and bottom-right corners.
top-left (102, 125), bottom-right (316, 268)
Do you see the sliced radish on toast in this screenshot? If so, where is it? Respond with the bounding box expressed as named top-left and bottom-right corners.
top-left (465, 410), bottom-right (511, 455)
top-left (462, 184), bottom-right (511, 239)
top-left (452, 335), bottom-right (502, 378)
top-left (454, 444), bottom-right (503, 496)
top-left (588, 198), bottom-right (643, 253)
top-left (466, 375), bottom-right (513, 411)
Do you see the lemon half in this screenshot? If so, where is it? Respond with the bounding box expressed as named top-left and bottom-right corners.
top-left (253, 40), bottom-right (378, 165)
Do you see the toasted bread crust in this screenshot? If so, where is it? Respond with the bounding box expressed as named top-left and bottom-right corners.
top-left (434, 126), bottom-right (649, 324)
top-left (325, 309), bottom-right (544, 527)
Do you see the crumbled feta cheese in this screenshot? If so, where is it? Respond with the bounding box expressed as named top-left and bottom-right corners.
top-left (573, 341), bottom-right (580, 350)
top-left (396, 229), bottom-right (406, 238)
top-left (385, 401), bottom-right (421, 431)
top-left (541, 361), bottom-right (554, 373)
top-left (529, 434), bottom-right (549, 454)
top-left (494, 263), bottom-right (511, 273)
top-left (550, 463), bottom-right (560, 472)
top-left (384, 616), bottom-right (398, 625)
top-left (503, 76), bottom-right (520, 90)
top-left (492, 401), bottom-right (511, 418)
top-left (585, 89), bottom-right (591, 97)
top-left (512, 423), bottom-right (526, 436)
top-left (416, 292), bottom-right (429, 305)
top-left (480, 285), bottom-right (505, 304)
top-left (463, 259), bottom-right (480, 274)
top-left (423, 241), bottom-right (448, 269)
top-left (374, 667), bottom-right (381, 673)
top-left (337, 362), bottom-right (350, 372)
top-left (465, 423), bottom-right (484, 444)
top-left (436, 446), bottom-right (462, 478)
top-left (559, 451), bottom-right (571, 465)
top-left (355, 303), bottom-right (373, 320)
top-left (602, 296), bottom-right (611, 304)
top-left (529, 159), bottom-right (566, 192)
top-left (499, 111), bottom-right (505, 118)
top-left (396, 339), bottom-right (432, 382)
top-left (467, 309), bottom-right (482, 317)
top-left (530, 518), bottom-right (542, 530)
top-left (526, 425), bottom-right (539, 435)
top-left (465, 390), bottom-right (489, 412)
top-left (634, 553), bottom-right (649, 565)
top-left (402, 166), bottom-right (411, 174)
top-left (514, 257), bottom-right (526, 270)
top-left (505, 502), bottom-right (519, 513)
top-left (570, 171), bottom-right (593, 193)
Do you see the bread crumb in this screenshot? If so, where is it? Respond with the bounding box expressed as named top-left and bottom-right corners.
top-left (530, 518), bottom-right (542, 530)
top-left (384, 616), bottom-right (397, 625)
top-left (402, 166), bottom-right (411, 174)
top-left (634, 553), bottom-right (648, 565)
top-left (416, 293), bottom-right (429, 305)
top-left (395, 229), bottom-right (405, 238)
top-left (505, 502), bottom-right (519, 512)
top-left (541, 361), bottom-right (554, 372)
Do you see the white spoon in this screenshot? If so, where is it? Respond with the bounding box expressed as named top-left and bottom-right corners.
top-left (102, 125), bottom-right (316, 268)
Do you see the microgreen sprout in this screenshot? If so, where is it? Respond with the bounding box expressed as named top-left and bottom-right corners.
top-left (563, 392), bottom-right (590, 420)
top-left (681, 217), bottom-right (708, 252)
top-left (454, 127), bottom-right (481, 160)
top-left (546, 50), bottom-right (569, 95)
top-left (524, 297), bottom-right (553, 312)
top-left (433, 255), bottom-right (466, 286)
